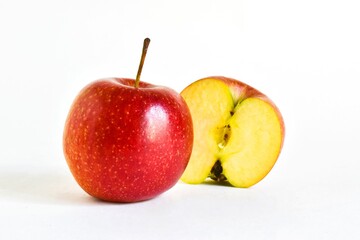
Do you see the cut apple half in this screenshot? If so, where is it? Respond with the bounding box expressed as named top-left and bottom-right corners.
top-left (180, 77), bottom-right (285, 187)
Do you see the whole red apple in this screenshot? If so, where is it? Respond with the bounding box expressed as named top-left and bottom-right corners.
top-left (63, 39), bottom-right (193, 202)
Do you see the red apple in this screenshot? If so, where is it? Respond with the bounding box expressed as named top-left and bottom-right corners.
top-left (63, 39), bottom-right (193, 202)
top-left (180, 76), bottom-right (285, 187)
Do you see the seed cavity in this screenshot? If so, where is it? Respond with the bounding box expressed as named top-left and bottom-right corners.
top-left (209, 160), bottom-right (227, 182)
top-left (218, 124), bottom-right (231, 149)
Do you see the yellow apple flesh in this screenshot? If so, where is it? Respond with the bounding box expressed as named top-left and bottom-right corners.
top-left (180, 76), bottom-right (285, 187)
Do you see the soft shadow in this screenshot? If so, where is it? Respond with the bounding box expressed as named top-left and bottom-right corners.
top-left (0, 166), bottom-right (163, 206)
top-left (0, 167), bottom-right (101, 206)
top-left (202, 179), bottom-right (234, 187)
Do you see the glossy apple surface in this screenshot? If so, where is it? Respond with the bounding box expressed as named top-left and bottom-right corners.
top-left (63, 78), bottom-right (193, 202)
top-left (180, 76), bottom-right (285, 187)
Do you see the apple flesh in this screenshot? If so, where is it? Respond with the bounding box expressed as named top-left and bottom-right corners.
top-left (180, 76), bottom-right (285, 187)
top-left (63, 78), bottom-right (193, 202)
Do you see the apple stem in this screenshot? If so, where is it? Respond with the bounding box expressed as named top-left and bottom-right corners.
top-left (135, 38), bottom-right (151, 88)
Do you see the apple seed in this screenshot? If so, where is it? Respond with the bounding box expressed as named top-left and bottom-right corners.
top-left (209, 160), bottom-right (227, 182)
top-left (218, 124), bottom-right (231, 149)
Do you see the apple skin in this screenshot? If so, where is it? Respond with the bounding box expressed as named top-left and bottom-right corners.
top-left (63, 78), bottom-right (193, 202)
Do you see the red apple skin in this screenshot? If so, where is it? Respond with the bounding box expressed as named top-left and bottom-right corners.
top-left (63, 78), bottom-right (193, 202)
top-left (207, 76), bottom-right (285, 149)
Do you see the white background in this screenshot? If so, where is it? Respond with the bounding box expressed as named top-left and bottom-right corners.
top-left (1, 0), bottom-right (359, 239)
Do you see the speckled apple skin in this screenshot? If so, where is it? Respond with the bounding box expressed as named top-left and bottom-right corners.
top-left (63, 78), bottom-right (193, 202)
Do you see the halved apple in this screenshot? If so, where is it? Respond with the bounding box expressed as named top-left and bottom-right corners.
top-left (181, 76), bottom-right (285, 187)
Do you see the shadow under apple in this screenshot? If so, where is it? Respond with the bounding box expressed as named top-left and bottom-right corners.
top-left (202, 179), bottom-right (234, 187)
top-left (0, 163), bottom-right (171, 206)
top-left (0, 164), bottom-right (100, 206)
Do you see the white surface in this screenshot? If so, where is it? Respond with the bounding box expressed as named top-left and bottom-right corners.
top-left (1, 0), bottom-right (360, 239)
